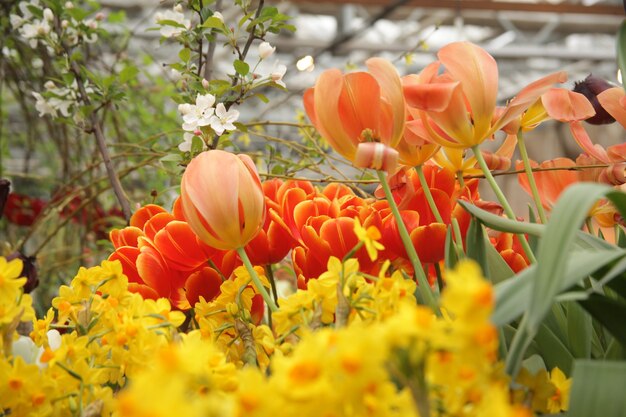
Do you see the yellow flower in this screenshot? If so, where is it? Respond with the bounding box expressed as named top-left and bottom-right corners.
top-left (0, 257), bottom-right (26, 304)
top-left (353, 217), bottom-right (384, 261)
top-left (547, 367), bottom-right (571, 413)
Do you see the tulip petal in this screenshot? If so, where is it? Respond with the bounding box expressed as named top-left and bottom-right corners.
top-left (493, 71), bottom-right (568, 132)
top-left (338, 72), bottom-right (382, 142)
top-left (130, 204), bottom-right (167, 229)
top-left (569, 121), bottom-right (609, 163)
top-left (314, 69), bottom-right (359, 159)
top-left (366, 57), bottom-right (406, 146)
top-left (185, 267), bottom-right (222, 306)
top-left (598, 87), bottom-right (626, 129)
top-left (542, 88), bottom-right (596, 122)
top-left (438, 42), bottom-right (498, 139)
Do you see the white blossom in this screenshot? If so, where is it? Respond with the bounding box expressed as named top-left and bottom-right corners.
top-left (43, 8), bottom-right (54, 21)
top-left (155, 9), bottom-right (191, 38)
top-left (178, 132), bottom-right (208, 152)
top-left (270, 63), bottom-right (287, 88)
top-left (209, 103), bottom-right (239, 135)
top-left (213, 11), bottom-right (224, 22)
top-left (258, 41), bottom-right (275, 59)
top-left (181, 93), bottom-right (216, 131)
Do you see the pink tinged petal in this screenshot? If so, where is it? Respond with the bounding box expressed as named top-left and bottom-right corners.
top-left (542, 88), bottom-right (596, 122)
top-left (314, 69), bottom-right (358, 159)
top-left (569, 121), bottom-right (609, 163)
top-left (366, 57), bottom-right (406, 147)
top-left (354, 142), bottom-right (399, 173)
top-left (598, 87), bottom-right (626, 129)
top-left (493, 71), bottom-right (567, 132)
top-left (438, 42), bottom-right (498, 140)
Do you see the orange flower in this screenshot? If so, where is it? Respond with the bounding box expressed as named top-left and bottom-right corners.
top-left (303, 58), bottom-right (405, 171)
top-left (181, 150), bottom-right (265, 250)
top-left (404, 41), bottom-right (566, 148)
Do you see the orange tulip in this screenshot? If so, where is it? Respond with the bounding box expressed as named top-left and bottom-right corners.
top-left (303, 58), bottom-right (405, 171)
top-left (181, 150), bottom-right (265, 250)
top-left (403, 41), bottom-right (567, 148)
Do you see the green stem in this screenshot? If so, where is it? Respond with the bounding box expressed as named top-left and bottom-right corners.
top-left (471, 146), bottom-right (537, 264)
top-left (505, 317), bottom-right (534, 378)
top-left (376, 170), bottom-right (439, 313)
top-left (457, 171), bottom-right (466, 188)
top-left (236, 247), bottom-right (278, 313)
top-left (517, 131), bottom-right (548, 224)
top-left (415, 165), bottom-right (444, 224)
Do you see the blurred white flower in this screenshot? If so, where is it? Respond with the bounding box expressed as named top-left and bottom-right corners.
top-left (213, 11), bottom-right (224, 22)
top-left (155, 9), bottom-right (191, 38)
top-left (12, 336), bottom-right (40, 364)
top-left (296, 55), bottom-right (315, 72)
top-left (209, 103), bottom-right (239, 135)
top-left (181, 93), bottom-right (216, 131)
top-left (20, 19), bottom-right (51, 47)
top-left (258, 41), bottom-right (275, 59)
top-left (43, 8), bottom-right (54, 22)
top-left (270, 63), bottom-right (287, 88)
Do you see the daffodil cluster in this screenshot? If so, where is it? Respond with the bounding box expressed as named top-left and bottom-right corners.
top-left (0, 255), bottom-right (572, 416)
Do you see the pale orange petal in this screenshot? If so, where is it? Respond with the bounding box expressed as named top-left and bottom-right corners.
top-left (366, 57), bottom-right (406, 147)
top-left (542, 88), bottom-right (595, 122)
top-left (598, 87), bottom-right (626, 129)
top-left (438, 41), bottom-right (498, 140)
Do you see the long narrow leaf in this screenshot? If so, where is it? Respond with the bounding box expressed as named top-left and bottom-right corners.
top-left (566, 302), bottom-right (592, 359)
top-left (568, 360), bottom-right (626, 417)
top-left (579, 293), bottom-right (626, 347)
top-left (526, 184), bottom-right (610, 332)
top-left (492, 249), bottom-right (626, 326)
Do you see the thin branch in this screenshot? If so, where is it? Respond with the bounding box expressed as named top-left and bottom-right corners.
top-left (67, 59), bottom-right (131, 222)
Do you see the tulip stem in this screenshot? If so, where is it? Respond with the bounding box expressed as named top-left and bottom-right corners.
top-left (237, 247), bottom-right (279, 313)
top-left (415, 165), bottom-right (445, 224)
top-left (517, 131), bottom-right (548, 224)
top-left (376, 170), bottom-right (439, 313)
top-left (471, 146), bottom-right (536, 264)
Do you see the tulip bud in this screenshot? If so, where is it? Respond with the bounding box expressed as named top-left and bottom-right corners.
top-left (573, 75), bottom-right (615, 125)
top-left (180, 150), bottom-right (265, 250)
top-left (354, 142), bottom-right (398, 173)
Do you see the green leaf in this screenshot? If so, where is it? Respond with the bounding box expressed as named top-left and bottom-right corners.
top-left (566, 302), bottom-right (592, 359)
top-left (535, 323), bottom-right (575, 374)
top-left (444, 227), bottom-right (458, 270)
top-left (579, 293), bottom-right (626, 347)
top-left (160, 154), bottom-right (182, 163)
top-left (179, 48), bottom-right (191, 63)
top-left (234, 59), bottom-right (249, 76)
top-left (568, 360), bottom-right (626, 417)
top-left (618, 20), bottom-right (626, 93)
top-left (484, 238), bottom-right (515, 284)
top-left (202, 16), bottom-right (225, 29)
top-left (492, 249), bottom-right (626, 327)
top-left (466, 218), bottom-right (488, 275)
top-left (108, 10), bottom-right (126, 23)
top-left (527, 184), bottom-right (611, 333)
top-left (119, 66), bottom-right (138, 84)
top-left (460, 199), bottom-right (618, 252)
